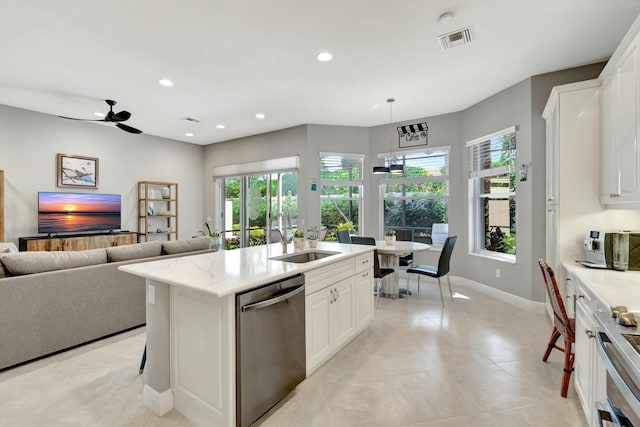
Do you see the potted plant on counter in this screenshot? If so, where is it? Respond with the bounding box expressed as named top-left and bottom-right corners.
top-left (306, 226), bottom-right (319, 248)
top-left (384, 228), bottom-right (396, 246)
top-left (293, 228), bottom-right (306, 250)
top-left (205, 223), bottom-right (223, 251)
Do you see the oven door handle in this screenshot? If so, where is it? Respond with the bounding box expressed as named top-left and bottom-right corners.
top-left (596, 331), bottom-right (640, 409)
top-left (241, 285), bottom-right (305, 312)
top-left (595, 401), bottom-right (619, 427)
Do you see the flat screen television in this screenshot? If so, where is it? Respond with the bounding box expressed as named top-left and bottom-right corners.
top-left (38, 192), bottom-right (121, 234)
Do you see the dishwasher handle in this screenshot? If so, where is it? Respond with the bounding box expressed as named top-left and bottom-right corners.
top-left (241, 284), bottom-right (305, 312)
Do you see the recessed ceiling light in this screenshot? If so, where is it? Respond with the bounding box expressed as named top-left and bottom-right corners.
top-left (438, 11), bottom-right (454, 24)
top-left (185, 132), bottom-right (194, 137)
top-left (316, 52), bottom-right (333, 62)
top-left (255, 113), bottom-right (265, 119)
top-left (158, 78), bottom-right (174, 87)
top-left (94, 112), bottom-right (105, 117)
top-left (216, 124), bottom-right (225, 129)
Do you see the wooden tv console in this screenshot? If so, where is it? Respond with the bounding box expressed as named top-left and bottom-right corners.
top-left (19, 232), bottom-right (137, 252)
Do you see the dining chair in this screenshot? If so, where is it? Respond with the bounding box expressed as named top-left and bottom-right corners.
top-left (337, 230), bottom-right (351, 244)
top-left (431, 223), bottom-right (449, 245)
top-left (406, 235), bottom-right (457, 307)
top-left (538, 259), bottom-right (575, 398)
top-left (395, 229), bottom-right (414, 268)
top-left (350, 236), bottom-right (394, 308)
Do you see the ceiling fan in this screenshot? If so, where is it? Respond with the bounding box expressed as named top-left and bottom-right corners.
top-left (59, 99), bottom-right (143, 134)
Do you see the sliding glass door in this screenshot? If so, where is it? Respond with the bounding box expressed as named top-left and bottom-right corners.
top-left (222, 171), bottom-right (297, 249)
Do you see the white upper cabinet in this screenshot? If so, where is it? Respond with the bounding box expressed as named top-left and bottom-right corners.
top-left (600, 22), bottom-right (640, 206)
top-left (542, 80), bottom-right (600, 280)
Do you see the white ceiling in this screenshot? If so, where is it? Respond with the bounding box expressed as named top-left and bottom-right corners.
top-left (1, 0), bottom-right (639, 145)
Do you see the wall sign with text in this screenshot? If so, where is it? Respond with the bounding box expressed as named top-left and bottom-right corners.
top-left (397, 122), bottom-right (428, 148)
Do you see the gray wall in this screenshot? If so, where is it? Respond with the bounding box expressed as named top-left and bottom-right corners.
top-left (201, 64), bottom-right (606, 303)
top-left (201, 124), bottom-right (371, 233)
top-left (458, 63), bottom-right (605, 301)
top-left (461, 78), bottom-right (534, 299)
top-left (0, 104), bottom-right (205, 244)
top-left (365, 112), bottom-right (462, 239)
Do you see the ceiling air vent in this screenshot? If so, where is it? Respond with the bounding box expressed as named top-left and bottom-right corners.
top-left (183, 117), bottom-right (201, 123)
top-left (438, 27), bottom-right (473, 50)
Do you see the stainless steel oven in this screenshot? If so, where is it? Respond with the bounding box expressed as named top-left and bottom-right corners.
top-left (595, 312), bottom-right (640, 427)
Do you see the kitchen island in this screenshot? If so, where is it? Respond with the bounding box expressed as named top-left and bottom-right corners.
top-left (119, 242), bottom-right (375, 427)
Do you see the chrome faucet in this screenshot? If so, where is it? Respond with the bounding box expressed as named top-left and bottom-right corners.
top-left (279, 207), bottom-right (292, 253)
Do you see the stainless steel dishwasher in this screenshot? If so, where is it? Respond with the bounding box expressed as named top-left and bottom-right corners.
top-left (236, 274), bottom-right (306, 427)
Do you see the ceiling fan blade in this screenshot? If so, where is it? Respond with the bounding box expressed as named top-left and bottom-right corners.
top-left (116, 123), bottom-right (143, 134)
top-left (112, 110), bottom-right (131, 122)
top-left (58, 116), bottom-right (106, 122)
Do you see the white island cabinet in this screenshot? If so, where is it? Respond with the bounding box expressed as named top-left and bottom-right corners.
top-left (119, 242), bottom-right (374, 427)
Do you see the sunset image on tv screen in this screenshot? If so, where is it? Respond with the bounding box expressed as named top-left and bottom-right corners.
top-left (38, 192), bottom-right (121, 233)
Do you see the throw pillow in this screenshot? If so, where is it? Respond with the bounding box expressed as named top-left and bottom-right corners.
top-left (1, 249), bottom-right (107, 276)
top-left (106, 241), bottom-right (162, 262)
top-left (162, 236), bottom-right (211, 255)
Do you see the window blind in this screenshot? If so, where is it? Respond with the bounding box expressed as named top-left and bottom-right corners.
top-left (466, 127), bottom-right (516, 179)
top-left (320, 153), bottom-right (364, 185)
top-left (379, 147), bottom-right (450, 178)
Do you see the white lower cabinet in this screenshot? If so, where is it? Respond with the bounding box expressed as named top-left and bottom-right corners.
top-left (354, 268), bottom-right (374, 331)
top-left (305, 252), bottom-right (374, 376)
top-left (574, 288), bottom-right (594, 424)
top-left (306, 276), bottom-right (354, 375)
top-left (570, 274), bottom-right (605, 427)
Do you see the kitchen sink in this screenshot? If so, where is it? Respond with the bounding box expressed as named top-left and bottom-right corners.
top-left (270, 250), bottom-right (340, 264)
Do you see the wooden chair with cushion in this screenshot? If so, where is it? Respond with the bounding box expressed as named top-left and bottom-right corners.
top-left (538, 259), bottom-right (575, 398)
top-left (350, 236), bottom-right (394, 308)
top-left (406, 235), bottom-right (457, 306)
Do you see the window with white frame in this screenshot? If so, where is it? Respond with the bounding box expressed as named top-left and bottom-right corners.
top-left (379, 147), bottom-right (449, 242)
top-left (467, 127), bottom-right (517, 259)
top-left (320, 153), bottom-right (364, 239)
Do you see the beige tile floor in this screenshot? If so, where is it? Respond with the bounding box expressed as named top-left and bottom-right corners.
top-left (0, 279), bottom-right (587, 427)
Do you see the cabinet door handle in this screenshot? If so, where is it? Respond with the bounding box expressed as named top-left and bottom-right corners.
top-left (610, 193), bottom-right (620, 198)
top-left (334, 288), bottom-right (339, 302)
top-left (329, 289), bottom-right (334, 304)
top-left (578, 294), bottom-right (585, 299)
top-left (585, 329), bottom-right (595, 339)
top-left (362, 272), bottom-right (369, 278)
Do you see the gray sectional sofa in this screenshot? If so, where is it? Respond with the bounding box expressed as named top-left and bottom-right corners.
top-left (0, 236), bottom-right (213, 370)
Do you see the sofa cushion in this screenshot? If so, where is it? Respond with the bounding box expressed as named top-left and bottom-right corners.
top-left (162, 236), bottom-right (211, 255)
top-left (1, 249), bottom-right (107, 276)
top-left (106, 241), bottom-right (162, 262)
top-left (0, 255), bottom-right (10, 278)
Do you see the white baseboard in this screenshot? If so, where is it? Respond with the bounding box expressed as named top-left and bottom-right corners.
top-left (143, 384), bottom-right (174, 416)
top-left (453, 276), bottom-right (547, 314)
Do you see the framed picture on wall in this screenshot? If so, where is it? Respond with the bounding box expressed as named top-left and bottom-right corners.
top-left (57, 153), bottom-right (99, 189)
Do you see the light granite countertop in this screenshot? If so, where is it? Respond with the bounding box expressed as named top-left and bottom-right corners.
top-left (563, 261), bottom-right (640, 311)
top-left (119, 242), bottom-right (373, 297)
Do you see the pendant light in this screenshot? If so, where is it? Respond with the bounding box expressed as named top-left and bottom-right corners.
top-left (372, 97), bottom-right (404, 175)
top-left (387, 98), bottom-right (404, 174)
top-left (373, 99), bottom-right (390, 176)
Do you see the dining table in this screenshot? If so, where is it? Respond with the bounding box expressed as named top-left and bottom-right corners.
top-left (375, 240), bottom-right (431, 298)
